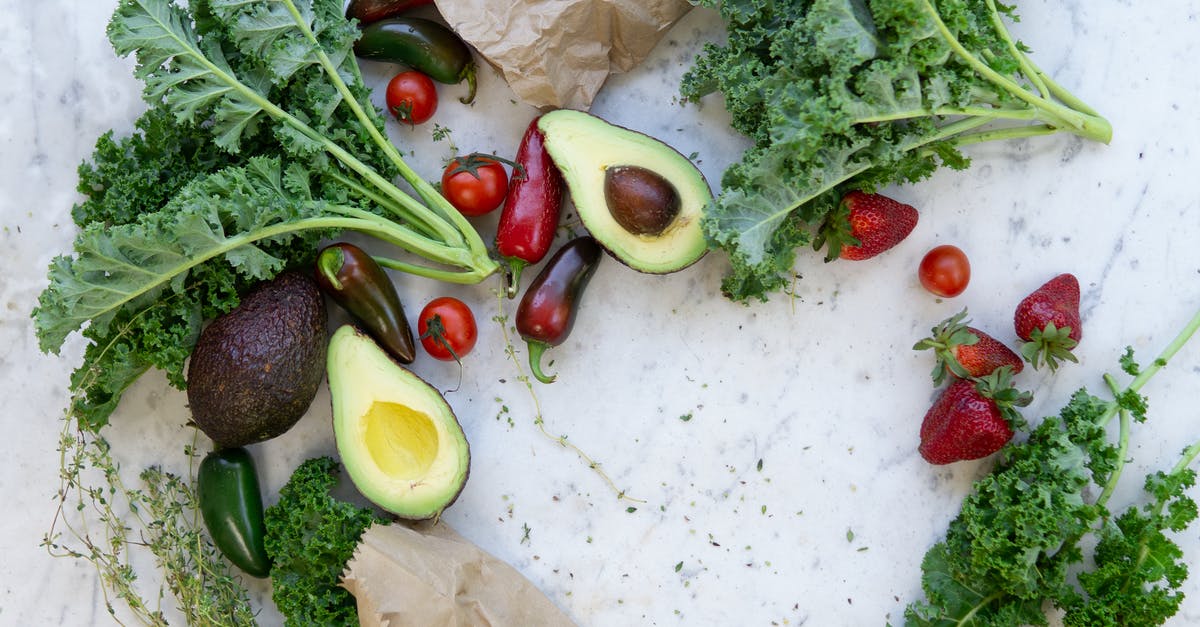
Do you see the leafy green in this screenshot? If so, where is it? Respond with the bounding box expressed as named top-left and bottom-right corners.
top-left (904, 310), bottom-right (1200, 626)
top-left (264, 457), bottom-right (387, 627)
top-left (681, 0), bottom-right (1111, 300)
top-left (35, 0), bottom-right (498, 430)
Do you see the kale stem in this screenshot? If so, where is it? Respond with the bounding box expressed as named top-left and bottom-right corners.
top-left (324, 170), bottom-right (448, 242)
top-left (1093, 306), bottom-right (1200, 429)
top-left (948, 123), bottom-right (1061, 147)
top-left (324, 205), bottom-right (472, 266)
top-left (983, 0), bottom-right (1049, 98)
top-left (1095, 373), bottom-right (1132, 509)
top-left (918, 0), bottom-right (1111, 143)
top-left (854, 105), bottom-right (1037, 125)
top-left (372, 256), bottom-right (494, 284)
top-left (280, 0), bottom-right (491, 261)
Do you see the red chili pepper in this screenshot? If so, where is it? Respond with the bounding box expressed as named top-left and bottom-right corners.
top-left (515, 237), bottom-right (602, 384)
top-left (346, 0), bottom-right (434, 25)
top-left (495, 115), bottom-right (565, 298)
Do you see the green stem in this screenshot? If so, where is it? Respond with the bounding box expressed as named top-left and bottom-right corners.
top-left (919, 0), bottom-right (1111, 143)
top-left (323, 205), bottom-right (470, 267)
top-left (324, 170), bottom-right (447, 242)
top-left (81, 214), bottom-right (465, 327)
top-left (948, 123), bottom-right (1061, 148)
top-left (984, 0), bottom-right (1049, 98)
top-left (1093, 306), bottom-right (1200, 429)
top-left (854, 105), bottom-right (1038, 125)
top-left (164, 5), bottom-right (494, 280)
top-left (1095, 374), bottom-right (1132, 509)
top-left (281, 0), bottom-right (488, 258)
top-left (372, 255), bottom-right (494, 284)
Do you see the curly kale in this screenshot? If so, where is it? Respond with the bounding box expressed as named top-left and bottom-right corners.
top-left (36, 0), bottom-right (497, 430)
top-left (264, 457), bottom-right (388, 627)
top-left (682, 0), bottom-right (1111, 300)
top-left (904, 311), bottom-right (1200, 626)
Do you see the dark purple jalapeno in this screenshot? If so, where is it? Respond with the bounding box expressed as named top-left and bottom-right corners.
top-left (315, 242), bottom-right (416, 364)
top-left (515, 236), bottom-right (602, 384)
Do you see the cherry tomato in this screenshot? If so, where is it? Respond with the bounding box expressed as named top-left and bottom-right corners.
top-left (385, 71), bottom-right (437, 125)
top-left (441, 155), bottom-right (508, 216)
top-left (918, 244), bottom-right (971, 297)
top-left (417, 297), bottom-right (478, 361)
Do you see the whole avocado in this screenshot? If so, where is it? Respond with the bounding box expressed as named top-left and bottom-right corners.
top-left (187, 272), bottom-right (327, 447)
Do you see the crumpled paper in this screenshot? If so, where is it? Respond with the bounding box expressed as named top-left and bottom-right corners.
top-left (434, 0), bottom-right (692, 110)
top-left (342, 522), bottom-right (575, 627)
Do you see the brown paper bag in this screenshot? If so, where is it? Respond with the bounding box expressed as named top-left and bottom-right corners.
top-left (342, 522), bottom-right (576, 627)
top-left (434, 0), bottom-right (693, 110)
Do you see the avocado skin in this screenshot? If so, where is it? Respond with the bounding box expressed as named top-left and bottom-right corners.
top-left (187, 272), bottom-right (327, 447)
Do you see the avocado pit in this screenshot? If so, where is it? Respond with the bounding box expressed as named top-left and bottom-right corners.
top-left (604, 165), bottom-right (681, 236)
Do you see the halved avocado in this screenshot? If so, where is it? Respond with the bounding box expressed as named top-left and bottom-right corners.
top-left (537, 109), bottom-right (711, 274)
top-left (327, 325), bottom-right (470, 520)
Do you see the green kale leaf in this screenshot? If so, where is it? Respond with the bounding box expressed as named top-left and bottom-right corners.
top-left (683, 0), bottom-right (1111, 300)
top-left (264, 457), bottom-right (388, 627)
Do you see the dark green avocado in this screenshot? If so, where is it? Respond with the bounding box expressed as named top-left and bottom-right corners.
top-left (186, 271), bottom-right (327, 447)
top-left (537, 109), bottom-right (712, 274)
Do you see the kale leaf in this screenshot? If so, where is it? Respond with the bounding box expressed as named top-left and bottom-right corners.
top-left (904, 310), bottom-right (1200, 626)
top-left (36, 0), bottom-right (497, 430)
top-left (682, 0), bottom-right (1111, 300)
top-left (264, 457), bottom-right (388, 627)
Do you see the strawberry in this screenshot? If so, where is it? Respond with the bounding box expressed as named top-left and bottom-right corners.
top-left (918, 368), bottom-right (1030, 465)
top-left (1013, 273), bottom-right (1082, 371)
top-left (818, 190), bottom-right (918, 261)
top-left (913, 309), bottom-right (1023, 386)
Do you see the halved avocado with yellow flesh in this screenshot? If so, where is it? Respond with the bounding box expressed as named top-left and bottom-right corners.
top-left (328, 325), bottom-right (469, 520)
top-left (537, 109), bottom-right (711, 274)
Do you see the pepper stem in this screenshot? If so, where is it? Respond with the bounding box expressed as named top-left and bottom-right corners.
top-left (526, 341), bottom-right (556, 384)
top-left (315, 246), bottom-right (346, 291)
top-left (458, 63), bottom-right (477, 105)
top-left (504, 258), bottom-right (527, 299)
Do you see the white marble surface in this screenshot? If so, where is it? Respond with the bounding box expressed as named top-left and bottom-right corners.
top-left (4, 1), bottom-right (1200, 625)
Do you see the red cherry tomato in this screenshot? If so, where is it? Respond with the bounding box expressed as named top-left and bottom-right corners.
top-left (385, 71), bottom-right (437, 125)
top-left (918, 244), bottom-right (971, 297)
top-left (441, 155), bottom-right (509, 216)
top-left (417, 297), bottom-right (478, 361)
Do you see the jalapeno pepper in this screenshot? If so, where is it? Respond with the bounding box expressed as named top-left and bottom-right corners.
top-left (515, 237), bottom-right (602, 384)
top-left (496, 115), bottom-right (565, 298)
top-left (346, 0), bottom-right (434, 25)
top-left (354, 17), bottom-right (477, 104)
top-left (197, 447), bottom-right (271, 578)
top-left (315, 242), bottom-right (416, 364)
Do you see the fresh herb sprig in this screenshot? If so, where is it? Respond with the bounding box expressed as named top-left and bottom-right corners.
top-left (682, 0), bottom-right (1111, 300)
top-left (34, 0), bottom-right (499, 431)
top-left (44, 420), bottom-right (256, 626)
top-left (904, 308), bottom-right (1200, 626)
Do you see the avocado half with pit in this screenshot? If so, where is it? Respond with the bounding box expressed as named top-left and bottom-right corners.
top-left (537, 109), bottom-right (711, 274)
top-left (328, 325), bottom-right (469, 520)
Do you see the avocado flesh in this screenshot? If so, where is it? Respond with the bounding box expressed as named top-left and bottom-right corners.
top-left (328, 325), bottom-right (470, 520)
top-left (537, 109), bottom-right (711, 274)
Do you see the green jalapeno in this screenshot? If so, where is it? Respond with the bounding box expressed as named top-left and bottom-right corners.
top-left (197, 447), bottom-right (271, 578)
top-left (354, 17), bottom-right (477, 104)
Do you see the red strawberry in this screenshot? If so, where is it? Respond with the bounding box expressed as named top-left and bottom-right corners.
top-left (918, 370), bottom-right (1030, 465)
top-left (913, 309), bottom-right (1023, 386)
top-left (821, 190), bottom-right (918, 261)
top-left (1013, 273), bottom-right (1082, 371)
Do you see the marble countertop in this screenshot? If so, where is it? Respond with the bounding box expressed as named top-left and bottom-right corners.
top-left (5, 1), bottom-right (1200, 625)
